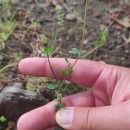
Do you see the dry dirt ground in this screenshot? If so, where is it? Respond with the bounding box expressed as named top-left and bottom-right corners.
top-left (0, 0), bottom-right (130, 129)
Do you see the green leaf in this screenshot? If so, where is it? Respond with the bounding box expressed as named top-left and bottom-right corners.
top-left (0, 116), bottom-right (6, 122)
top-left (55, 126), bottom-right (64, 130)
top-left (55, 103), bottom-right (65, 111)
top-left (58, 80), bottom-right (63, 85)
top-left (30, 22), bottom-right (41, 30)
top-left (61, 67), bottom-right (73, 76)
top-left (0, 21), bottom-right (16, 42)
top-left (95, 31), bottom-right (108, 47)
top-left (62, 84), bottom-right (68, 91)
top-left (70, 48), bottom-right (79, 58)
top-left (100, 31), bottom-right (108, 43)
top-left (67, 67), bottom-right (73, 75)
top-left (47, 84), bottom-right (58, 90)
top-left (61, 70), bottom-right (67, 75)
top-left (56, 93), bottom-right (63, 102)
top-left (40, 34), bottom-right (48, 44)
top-left (26, 83), bottom-right (36, 92)
top-left (44, 47), bottom-right (53, 54)
top-left (79, 50), bottom-right (86, 58)
top-left (95, 41), bottom-right (103, 47)
top-left (123, 17), bottom-right (129, 28)
top-left (55, 5), bottom-right (62, 14)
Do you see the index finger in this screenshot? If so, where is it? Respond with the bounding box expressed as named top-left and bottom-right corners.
top-left (19, 57), bottom-right (105, 86)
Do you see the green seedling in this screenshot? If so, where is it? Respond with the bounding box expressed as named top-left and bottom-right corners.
top-left (33, 0), bottom-right (108, 129)
top-left (123, 16), bottom-right (129, 28)
top-left (48, 83), bottom-right (59, 90)
top-left (61, 66), bottom-right (73, 76)
top-left (55, 102), bottom-right (65, 112)
top-left (44, 30), bottom-right (108, 130)
top-left (54, 125), bottom-right (64, 130)
top-left (69, 48), bottom-right (85, 58)
top-left (0, 63), bottom-right (15, 77)
top-left (55, 5), bottom-right (64, 27)
top-left (40, 34), bottom-right (48, 44)
top-left (43, 29), bottom-right (58, 56)
top-left (26, 83), bottom-right (36, 92)
top-left (12, 52), bottom-right (22, 62)
top-left (44, 47), bottom-right (54, 55)
top-left (30, 22), bottom-right (41, 30)
top-left (0, 21), bottom-right (16, 42)
top-left (95, 31), bottom-right (108, 47)
top-left (0, 0), bottom-right (11, 10)
top-left (0, 115), bottom-right (6, 122)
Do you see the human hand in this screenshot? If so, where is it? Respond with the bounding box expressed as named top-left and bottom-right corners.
top-left (17, 58), bottom-right (130, 130)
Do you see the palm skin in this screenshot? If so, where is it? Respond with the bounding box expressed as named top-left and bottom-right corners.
top-left (17, 58), bottom-right (130, 130)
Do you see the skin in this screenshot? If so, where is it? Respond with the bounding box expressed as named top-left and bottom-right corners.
top-left (17, 57), bottom-right (130, 130)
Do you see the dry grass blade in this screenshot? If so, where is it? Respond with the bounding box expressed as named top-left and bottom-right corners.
top-left (34, 0), bottom-right (48, 12)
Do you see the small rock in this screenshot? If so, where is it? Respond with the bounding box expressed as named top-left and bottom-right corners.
top-left (73, 2), bottom-right (77, 6)
top-left (12, 82), bottom-right (23, 89)
top-left (52, 0), bottom-right (59, 6)
top-left (104, 54), bottom-right (108, 58)
top-left (121, 57), bottom-right (125, 61)
top-left (125, 50), bottom-right (129, 54)
top-left (0, 86), bottom-right (49, 121)
top-left (83, 39), bottom-right (88, 45)
top-left (99, 24), bottom-right (106, 31)
top-left (66, 36), bottom-right (69, 40)
top-left (94, 12), bottom-right (101, 17)
top-left (65, 13), bottom-right (76, 21)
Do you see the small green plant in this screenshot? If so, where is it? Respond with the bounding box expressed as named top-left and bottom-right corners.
top-left (35, 1), bottom-right (108, 130)
top-left (26, 76), bottom-right (49, 93)
top-left (0, 115), bottom-right (7, 122)
top-left (26, 83), bottom-right (36, 92)
top-left (0, 0), bottom-right (11, 10)
top-left (0, 0), bottom-right (13, 21)
top-left (12, 52), bottom-right (22, 62)
top-left (123, 16), bottom-right (129, 28)
top-left (43, 30), bottom-right (108, 130)
top-left (30, 22), bottom-right (41, 30)
top-left (40, 34), bottom-right (48, 45)
top-left (0, 20), bottom-right (16, 42)
top-left (0, 63), bottom-right (15, 78)
top-left (95, 31), bottom-right (108, 47)
top-left (55, 5), bottom-right (64, 28)
top-left (42, 32), bottom-right (57, 57)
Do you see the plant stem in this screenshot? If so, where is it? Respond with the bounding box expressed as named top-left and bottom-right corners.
top-left (72, 46), bottom-right (99, 67)
top-left (47, 53), bottom-right (66, 103)
top-left (72, 0), bottom-right (89, 68)
top-left (80, 0), bottom-right (88, 50)
top-left (47, 53), bottom-right (57, 80)
top-left (34, 0), bottom-right (48, 12)
top-left (85, 46), bottom-right (99, 57)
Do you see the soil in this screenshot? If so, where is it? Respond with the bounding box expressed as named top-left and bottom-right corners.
top-left (0, 0), bottom-right (130, 129)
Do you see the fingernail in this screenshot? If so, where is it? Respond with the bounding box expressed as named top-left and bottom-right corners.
top-left (56, 108), bottom-right (74, 129)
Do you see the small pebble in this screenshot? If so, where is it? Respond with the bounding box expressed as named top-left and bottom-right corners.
top-left (99, 24), bottom-right (106, 31)
top-left (73, 2), bottom-right (77, 6)
top-left (125, 50), bottom-right (129, 54)
top-left (83, 39), bottom-right (88, 45)
top-left (65, 13), bottom-right (76, 21)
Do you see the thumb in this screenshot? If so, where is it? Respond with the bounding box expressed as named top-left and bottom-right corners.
top-left (56, 105), bottom-right (130, 130)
